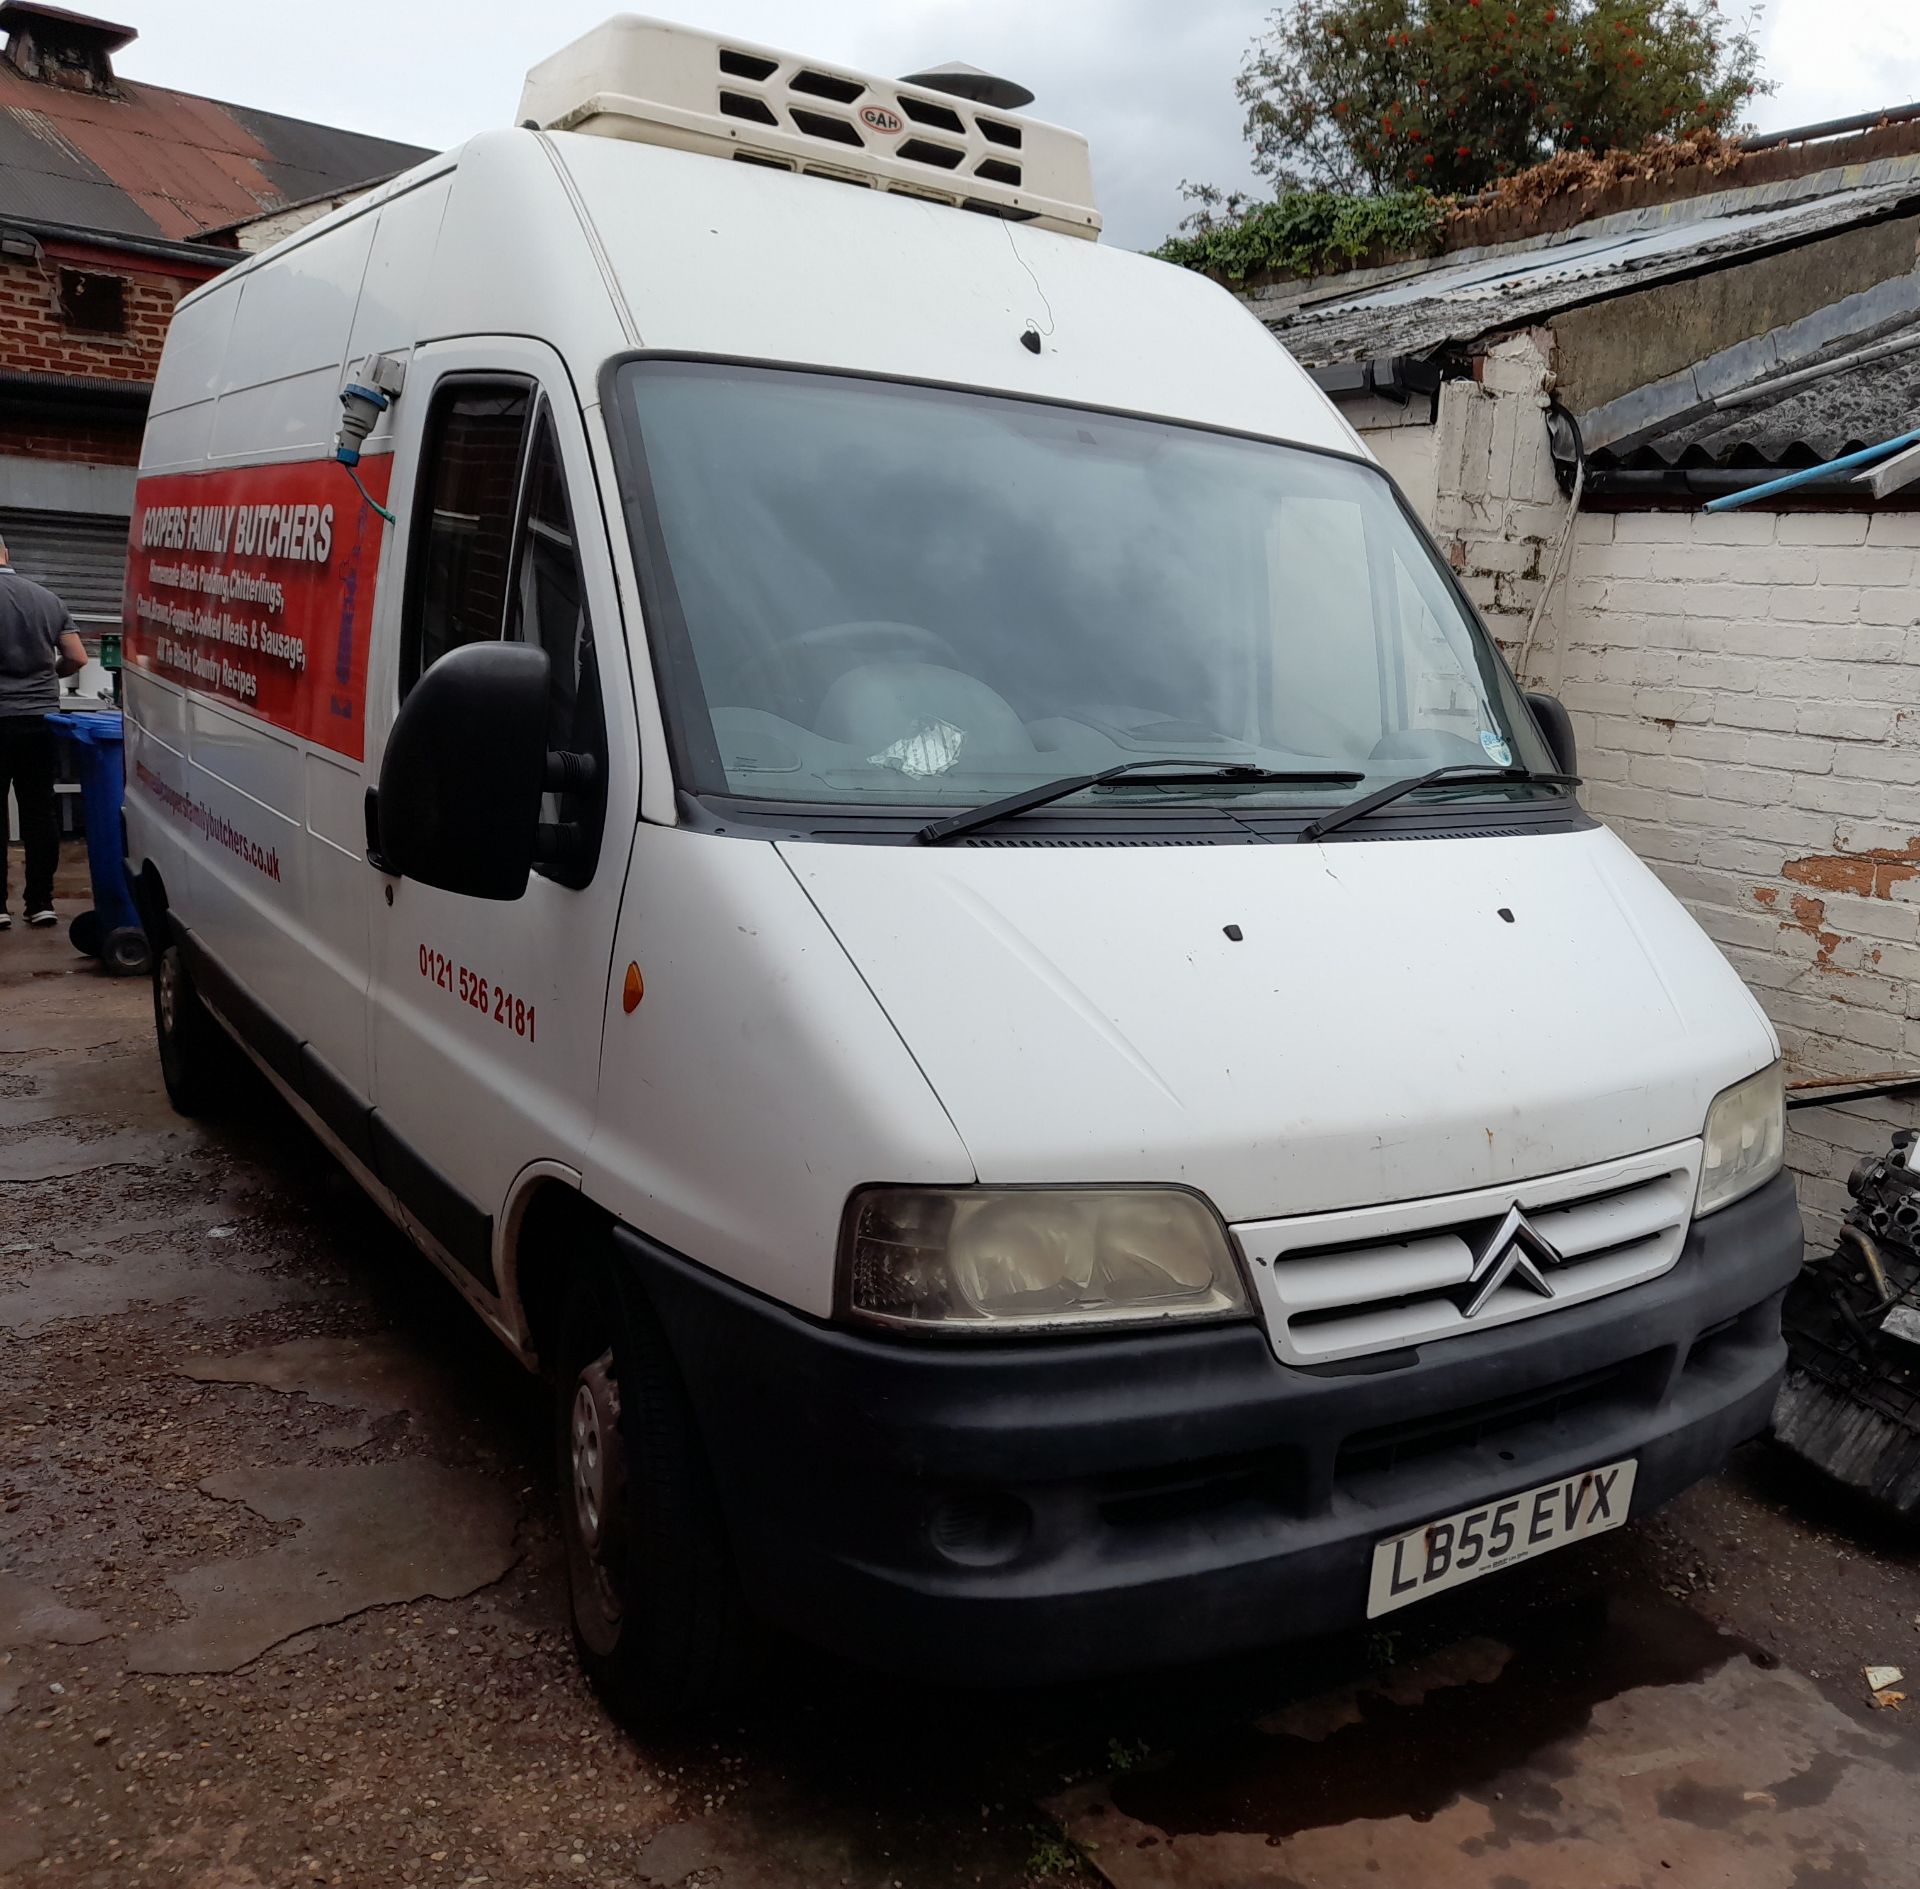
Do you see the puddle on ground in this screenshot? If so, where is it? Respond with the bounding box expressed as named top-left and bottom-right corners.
top-left (126, 1458), bottom-right (522, 1674)
top-left (632, 1813), bottom-right (876, 1889)
top-left (178, 1333), bottom-right (472, 1449)
top-left (0, 1249), bottom-right (319, 1333)
top-left (0, 1574), bottom-right (110, 1650)
top-left (1108, 1592), bottom-right (1746, 1840)
top-left (1055, 1591), bottom-right (1911, 1888)
top-left (0, 1814), bottom-right (45, 1873)
top-left (0, 1043), bottom-right (179, 1138)
top-left (0, 1124), bottom-right (195, 1184)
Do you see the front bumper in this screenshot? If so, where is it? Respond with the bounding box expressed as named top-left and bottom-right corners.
top-left (617, 1170), bottom-right (1802, 1684)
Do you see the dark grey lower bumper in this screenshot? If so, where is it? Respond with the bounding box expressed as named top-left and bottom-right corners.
top-left (619, 1170), bottom-right (1803, 1684)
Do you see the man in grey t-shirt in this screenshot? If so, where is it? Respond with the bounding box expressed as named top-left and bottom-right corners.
top-left (0, 535), bottom-right (88, 929)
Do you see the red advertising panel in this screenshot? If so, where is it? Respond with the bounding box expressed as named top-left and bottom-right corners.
top-left (123, 456), bottom-right (395, 762)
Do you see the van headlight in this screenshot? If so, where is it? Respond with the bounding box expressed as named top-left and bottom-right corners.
top-left (1696, 1063), bottom-right (1786, 1217)
top-left (839, 1186), bottom-right (1247, 1334)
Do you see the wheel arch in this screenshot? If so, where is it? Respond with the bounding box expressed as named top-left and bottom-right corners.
top-left (132, 858), bottom-right (172, 943)
top-left (500, 1164), bottom-right (615, 1370)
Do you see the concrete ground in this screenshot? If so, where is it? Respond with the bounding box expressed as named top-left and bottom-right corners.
top-left (4, 854), bottom-right (1919, 1889)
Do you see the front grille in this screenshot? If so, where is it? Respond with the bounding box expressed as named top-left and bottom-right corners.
top-left (1237, 1142), bottom-right (1700, 1366)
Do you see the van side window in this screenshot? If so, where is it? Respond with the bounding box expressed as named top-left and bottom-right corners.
top-left (508, 405), bottom-right (606, 886)
top-left (402, 380), bottom-right (534, 692)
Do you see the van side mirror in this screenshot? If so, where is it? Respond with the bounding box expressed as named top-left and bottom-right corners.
top-left (374, 642), bottom-right (551, 900)
top-left (1525, 690), bottom-right (1577, 777)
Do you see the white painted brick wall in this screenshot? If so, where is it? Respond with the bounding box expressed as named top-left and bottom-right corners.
top-left (1427, 331), bottom-right (1578, 673)
top-left (1358, 367), bottom-right (1920, 1252)
top-left (1562, 506), bottom-right (1920, 1249)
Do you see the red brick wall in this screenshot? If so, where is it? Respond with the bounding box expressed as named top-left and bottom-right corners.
top-left (4, 424), bottom-right (144, 466)
top-left (0, 243), bottom-right (218, 466)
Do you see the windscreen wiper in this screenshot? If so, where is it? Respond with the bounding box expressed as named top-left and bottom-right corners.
top-left (917, 760), bottom-right (1366, 845)
top-left (1297, 763), bottom-right (1580, 844)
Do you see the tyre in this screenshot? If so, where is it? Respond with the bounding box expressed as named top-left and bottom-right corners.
top-left (555, 1255), bottom-right (749, 1721)
top-left (68, 909), bottom-right (103, 959)
top-left (103, 925), bottom-right (153, 977)
top-left (152, 940), bottom-right (235, 1116)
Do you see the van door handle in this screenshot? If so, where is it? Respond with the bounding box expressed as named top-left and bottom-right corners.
top-left (364, 786), bottom-right (397, 876)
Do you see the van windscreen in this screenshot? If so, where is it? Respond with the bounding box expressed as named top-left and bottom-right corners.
top-left (614, 361), bottom-right (1555, 815)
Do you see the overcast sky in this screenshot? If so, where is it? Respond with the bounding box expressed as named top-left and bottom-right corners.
top-left (111, 0), bottom-right (1920, 252)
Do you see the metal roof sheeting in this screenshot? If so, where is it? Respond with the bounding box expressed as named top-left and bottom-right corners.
top-left (1253, 158), bottom-right (1920, 370)
top-left (1595, 331), bottom-right (1920, 470)
top-left (0, 59), bottom-right (430, 242)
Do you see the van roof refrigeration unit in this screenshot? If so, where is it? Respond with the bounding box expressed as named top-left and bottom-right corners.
top-left (516, 14), bottom-right (1102, 241)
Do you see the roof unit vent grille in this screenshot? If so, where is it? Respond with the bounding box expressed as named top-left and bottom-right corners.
top-left (517, 14), bottom-right (1099, 240)
top-left (717, 47), bottom-right (775, 82)
top-left (790, 67), bottom-right (864, 104)
top-left (898, 137), bottom-right (964, 172)
top-left (718, 90), bottom-right (777, 126)
top-left (790, 106), bottom-right (863, 147)
top-left (900, 95), bottom-right (966, 134)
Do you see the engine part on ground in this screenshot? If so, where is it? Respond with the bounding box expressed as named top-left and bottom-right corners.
top-left (1775, 1129), bottom-right (1920, 1516)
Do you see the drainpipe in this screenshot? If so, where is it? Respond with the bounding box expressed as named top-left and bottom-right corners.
top-left (1702, 428), bottom-right (1920, 512)
top-left (1513, 405), bottom-right (1585, 689)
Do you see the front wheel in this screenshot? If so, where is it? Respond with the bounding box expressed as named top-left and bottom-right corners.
top-left (555, 1256), bottom-right (750, 1722)
top-left (152, 941), bottom-right (235, 1115)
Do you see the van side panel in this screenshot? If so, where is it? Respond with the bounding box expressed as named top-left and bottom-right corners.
top-left (413, 136), bottom-right (640, 373)
top-left (346, 177), bottom-right (451, 363)
top-left (124, 182), bottom-right (450, 1107)
top-left (125, 285), bottom-right (235, 919)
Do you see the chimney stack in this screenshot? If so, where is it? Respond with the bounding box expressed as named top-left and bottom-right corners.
top-left (0, 3), bottom-right (136, 95)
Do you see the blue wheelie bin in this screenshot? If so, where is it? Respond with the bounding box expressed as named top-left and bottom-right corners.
top-left (44, 708), bottom-right (151, 976)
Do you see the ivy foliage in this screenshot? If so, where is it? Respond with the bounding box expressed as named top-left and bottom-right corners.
top-left (1152, 185), bottom-right (1446, 282)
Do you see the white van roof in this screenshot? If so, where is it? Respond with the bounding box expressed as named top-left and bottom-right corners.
top-left (151, 28), bottom-right (1358, 468)
top-left (538, 131), bottom-right (1355, 452)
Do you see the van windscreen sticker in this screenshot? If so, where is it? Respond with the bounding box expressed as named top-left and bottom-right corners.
top-left (124, 457), bottom-right (394, 762)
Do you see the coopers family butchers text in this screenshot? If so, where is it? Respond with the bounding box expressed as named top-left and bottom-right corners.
top-left (137, 501), bottom-right (336, 563)
top-left (123, 457), bottom-right (392, 760)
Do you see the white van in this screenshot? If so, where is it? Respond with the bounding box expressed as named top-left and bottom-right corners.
top-left (123, 16), bottom-right (1801, 1713)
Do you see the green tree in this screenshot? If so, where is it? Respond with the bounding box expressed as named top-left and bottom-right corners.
top-left (1238, 0), bottom-right (1766, 196)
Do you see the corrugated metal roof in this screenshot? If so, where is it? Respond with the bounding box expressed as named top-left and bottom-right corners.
top-left (0, 59), bottom-right (430, 242)
top-left (1595, 328), bottom-right (1920, 469)
top-left (1254, 159), bottom-right (1920, 370)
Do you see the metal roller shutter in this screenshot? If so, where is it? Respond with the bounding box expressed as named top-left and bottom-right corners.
top-left (0, 507), bottom-right (131, 626)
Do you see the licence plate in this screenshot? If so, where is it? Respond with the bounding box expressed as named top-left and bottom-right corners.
top-left (1366, 1458), bottom-right (1637, 1618)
